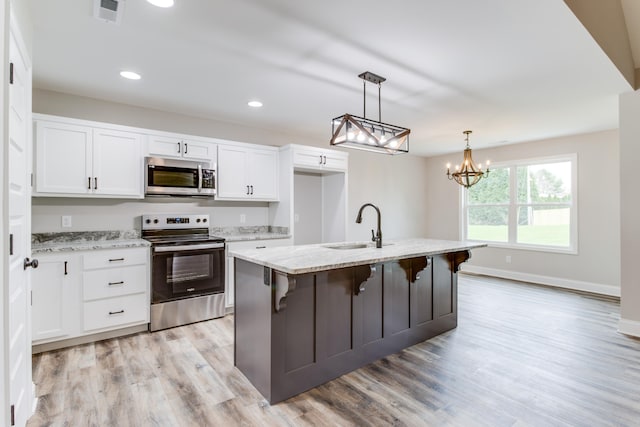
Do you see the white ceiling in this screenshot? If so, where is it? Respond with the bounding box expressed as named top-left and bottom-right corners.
top-left (27, 0), bottom-right (634, 156)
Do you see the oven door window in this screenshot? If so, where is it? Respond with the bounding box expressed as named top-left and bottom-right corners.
top-left (152, 248), bottom-right (224, 303)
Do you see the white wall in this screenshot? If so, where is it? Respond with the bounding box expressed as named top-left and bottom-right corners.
top-left (32, 90), bottom-right (431, 240)
top-left (425, 129), bottom-right (621, 295)
top-left (293, 172), bottom-right (322, 245)
top-left (347, 150), bottom-right (430, 242)
top-left (619, 89), bottom-right (640, 336)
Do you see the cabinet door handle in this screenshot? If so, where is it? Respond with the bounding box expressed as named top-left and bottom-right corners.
top-left (88, 177), bottom-right (91, 189)
top-left (108, 258), bottom-right (125, 262)
top-left (177, 142), bottom-right (181, 153)
top-left (250, 185), bottom-right (254, 195)
top-left (108, 310), bottom-right (125, 315)
top-left (184, 143), bottom-right (188, 154)
top-left (64, 261), bottom-right (68, 275)
top-left (108, 281), bottom-right (124, 286)
top-left (246, 185), bottom-right (250, 195)
top-left (256, 246), bottom-right (266, 249)
top-left (319, 155), bottom-right (323, 165)
top-left (324, 155), bottom-right (327, 165)
top-left (94, 177), bottom-right (98, 190)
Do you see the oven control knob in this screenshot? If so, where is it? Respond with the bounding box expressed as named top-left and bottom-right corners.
top-left (203, 218), bottom-right (208, 223)
top-left (145, 219), bottom-right (151, 224)
top-left (196, 218), bottom-right (201, 223)
top-left (153, 219), bottom-right (159, 224)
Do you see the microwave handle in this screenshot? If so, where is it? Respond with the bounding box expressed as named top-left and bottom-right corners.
top-left (197, 164), bottom-right (202, 193)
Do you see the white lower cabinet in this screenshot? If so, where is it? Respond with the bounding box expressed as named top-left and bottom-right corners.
top-left (225, 238), bottom-right (291, 307)
top-left (31, 253), bottom-right (80, 342)
top-left (82, 248), bottom-right (149, 333)
top-left (32, 246), bottom-right (150, 347)
top-left (83, 293), bottom-right (148, 332)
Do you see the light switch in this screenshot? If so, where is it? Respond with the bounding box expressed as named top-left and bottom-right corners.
top-left (61, 216), bottom-right (72, 228)
top-left (240, 214), bottom-right (246, 224)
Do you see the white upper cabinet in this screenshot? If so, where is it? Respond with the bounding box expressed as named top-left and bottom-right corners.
top-left (217, 144), bottom-right (278, 201)
top-left (34, 117), bottom-right (144, 198)
top-left (147, 135), bottom-right (215, 161)
top-left (292, 145), bottom-right (348, 172)
top-left (92, 128), bottom-right (143, 197)
top-left (35, 121), bottom-right (92, 195)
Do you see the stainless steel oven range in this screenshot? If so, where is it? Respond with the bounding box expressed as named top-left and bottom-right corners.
top-left (142, 213), bottom-right (225, 332)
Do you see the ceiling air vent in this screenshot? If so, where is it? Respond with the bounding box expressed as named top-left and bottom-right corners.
top-left (94, 0), bottom-right (125, 25)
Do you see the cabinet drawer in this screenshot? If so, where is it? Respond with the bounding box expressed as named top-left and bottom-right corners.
top-left (83, 293), bottom-right (148, 331)
top-left (83, 247), bottom-right (148, 270)
top-left (83, 265), bottom-right (147, 301)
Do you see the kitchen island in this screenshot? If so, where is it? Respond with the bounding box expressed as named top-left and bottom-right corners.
top-left (231, 238), bottom-right (485, 404)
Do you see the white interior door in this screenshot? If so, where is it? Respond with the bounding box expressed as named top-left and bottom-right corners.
top-left (7, 20), bottom-right (34, 427)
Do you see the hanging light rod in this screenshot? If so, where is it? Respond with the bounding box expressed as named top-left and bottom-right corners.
top-left (330, 71), bottom-right (410, 155)
top-left (446, 130), bottom-right (490, 188)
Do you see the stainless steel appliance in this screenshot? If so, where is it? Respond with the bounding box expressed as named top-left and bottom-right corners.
top-left (142, 213), bottom-right (225, 331)
top-left (145, 157), bottom-right (216, 197)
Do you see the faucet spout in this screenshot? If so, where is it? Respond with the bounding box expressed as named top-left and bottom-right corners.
top-left (355, 203), bottom-right (382, 248)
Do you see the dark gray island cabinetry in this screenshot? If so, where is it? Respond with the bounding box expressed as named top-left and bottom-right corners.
top-left (231, 239), bottom-right (485, 404)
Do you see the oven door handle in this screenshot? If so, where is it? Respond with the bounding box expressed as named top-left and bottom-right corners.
top-left (154, 243), bottom-right (225, 252)
top-left (197, 164), bottom-right (202, 193)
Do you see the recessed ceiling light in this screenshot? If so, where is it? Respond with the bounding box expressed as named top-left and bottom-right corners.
top-left (147, 0), bottom-right (174, 7)
top-left (120, 71), bottom-right (141, 80)
top-left (248, 100), bottom-right (263, 108)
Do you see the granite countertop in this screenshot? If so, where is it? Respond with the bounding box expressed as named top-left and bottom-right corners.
top-left (32, 230), bottom-right (150, 254)
top-left (210, 226), bottom-right (291, 242)
top-left (230, 238), bottom-right (487, 275)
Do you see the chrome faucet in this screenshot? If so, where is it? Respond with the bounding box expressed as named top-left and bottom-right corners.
top-left (356, 203), bottom-right (382, 248)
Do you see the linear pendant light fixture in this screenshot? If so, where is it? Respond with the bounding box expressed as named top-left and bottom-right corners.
top-left (330, 71), bottom-right (410, 155)
top-left (446, 130), bottom-right (490, 188)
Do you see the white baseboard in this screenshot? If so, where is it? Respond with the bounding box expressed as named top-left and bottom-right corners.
top-left (460, 265), bottom-right (620, 297)
top-left (618, 318), bottom-right (640, 338)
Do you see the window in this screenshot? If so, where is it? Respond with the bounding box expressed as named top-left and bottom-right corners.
top-left (463, 155), bottom-right (576, 253)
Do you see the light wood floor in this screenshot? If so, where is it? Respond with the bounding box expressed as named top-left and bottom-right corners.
top-left (28, 275), bottom-right (640, 427)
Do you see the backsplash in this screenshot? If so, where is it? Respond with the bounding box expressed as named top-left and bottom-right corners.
top-left (31, 197), bottom-right (272, 233)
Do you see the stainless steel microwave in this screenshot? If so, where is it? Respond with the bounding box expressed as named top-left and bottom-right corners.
top-left (145, 157), bottom-right (216, 197)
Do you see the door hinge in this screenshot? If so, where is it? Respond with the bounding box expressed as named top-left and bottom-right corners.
top-left (9, 234), bottom-right (13, 256)
top-left (10, 404), bottom-right (15, 426)
top-left (9, 62), bottom-right (14, 85)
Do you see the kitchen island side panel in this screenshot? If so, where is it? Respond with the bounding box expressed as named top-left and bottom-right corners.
top-left (234, 258), bottom-right (273, 401)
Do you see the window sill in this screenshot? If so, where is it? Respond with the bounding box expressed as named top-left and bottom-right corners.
top-left (469, 240), bottom-right (578, 255)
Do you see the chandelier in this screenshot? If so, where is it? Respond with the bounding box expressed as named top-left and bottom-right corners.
top-left (330, 71), bottom-right (410, 155)
top-left (446, 130), bottom-right (490, 188)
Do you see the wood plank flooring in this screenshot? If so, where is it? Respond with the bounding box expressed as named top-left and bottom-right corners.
top-left (28, 275), bottom-right (640, 426)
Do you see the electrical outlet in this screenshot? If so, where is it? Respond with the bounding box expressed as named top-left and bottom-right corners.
top-left (505, 255), bottom-right (511, 264)
top-left (240, 214), bottom-right (246, 224)
top-left (294, 213), bottom-right (300, 223)
top-left (61, 215), bottom-right (72, 228)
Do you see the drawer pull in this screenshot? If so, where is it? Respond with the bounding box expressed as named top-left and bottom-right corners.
top-left (256, 246), bottom-right (266, 249)
top-left (108, 281), bottom-right (124, 286)
top-left (108, 258), bottom-right (125, 262)
top-left (186, 288), bottom-right (195, 292)
top-left (108, 310), bottom-right (125, 315)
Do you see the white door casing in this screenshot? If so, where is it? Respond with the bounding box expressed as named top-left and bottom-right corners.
top-left (7, 16), bottom-right (34, 427)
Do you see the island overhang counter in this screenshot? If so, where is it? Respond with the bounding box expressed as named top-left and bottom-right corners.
top-left (231, 238), bottom-right (486, 404)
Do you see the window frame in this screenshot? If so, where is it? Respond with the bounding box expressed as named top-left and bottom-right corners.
top-left (461, 154), bottom-right (578, 254)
